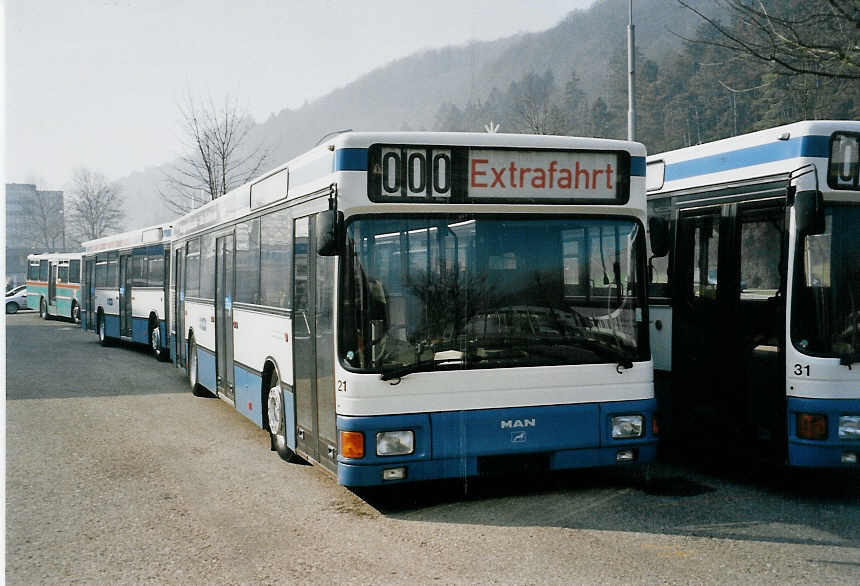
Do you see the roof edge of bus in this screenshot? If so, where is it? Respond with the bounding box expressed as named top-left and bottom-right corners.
top-left (82, 222), bottom-right (174, 251)
top-left (647, 120), bottom-right (860, 163)
top-left (329, 131), bottom-right (646, 155)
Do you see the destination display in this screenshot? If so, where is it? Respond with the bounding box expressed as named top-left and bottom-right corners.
top-left (367, 144), bottom-right (629, 204)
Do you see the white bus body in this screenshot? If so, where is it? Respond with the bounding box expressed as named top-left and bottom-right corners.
top-left (173, 132), bottom-right (657, 486)
top-left (82, 224), bottom-right (173, 359)
top-left (647, 120), bottom-right (860, 467)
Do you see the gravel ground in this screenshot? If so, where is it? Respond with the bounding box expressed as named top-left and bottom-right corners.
top-left (6, 313), bottom-right (860, 584)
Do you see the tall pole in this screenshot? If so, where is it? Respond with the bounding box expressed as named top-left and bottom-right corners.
top-left (627, 0), bottom-right (636, 141)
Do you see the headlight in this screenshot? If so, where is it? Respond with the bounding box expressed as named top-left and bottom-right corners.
top-left (611, 415), bottom-right (644, 439)
top-left (839, 416), bottom-right (860, 440)
top-left (376, 430), bottom-right (414, 456)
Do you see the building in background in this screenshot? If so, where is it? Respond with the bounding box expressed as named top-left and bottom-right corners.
top-left (5, 183), bottom-right (67, 289)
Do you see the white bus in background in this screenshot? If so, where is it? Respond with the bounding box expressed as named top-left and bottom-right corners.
top-left (82, 224), bottom-right (173, 360)
top-left (646, 120), bottom-right (860, 468)
top-left (25, 252), bottom-right (83, 321)
top-left (172, 131), bottom-right (658, 487)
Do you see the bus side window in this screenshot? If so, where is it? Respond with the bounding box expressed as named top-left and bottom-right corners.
top-left (235, 219), bottom-right (261, 305)
top-left (69, 259), bottom-right (81, 284)
top-left (261, 209), bottom-right (293, 309)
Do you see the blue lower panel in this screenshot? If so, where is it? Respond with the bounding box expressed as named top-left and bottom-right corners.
top-left (196, 346), bottom-right (217, 393)
top-left (337, 399), bottom-right (657, 487)
top-left (131, 317), bottom-right (150, 344)
top-left (787, 397), bottom-right (860, 468)
top-left (234, 364), bottom-right (263, 427)
top-left (103, 314), bottom-right (121, 338)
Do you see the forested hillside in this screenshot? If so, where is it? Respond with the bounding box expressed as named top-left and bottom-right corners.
top-left (435, 0), bottom-right (859, 152)
top-left (118, 0), bottom-right (857, 229)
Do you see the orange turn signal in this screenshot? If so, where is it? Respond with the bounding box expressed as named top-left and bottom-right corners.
top-left (651, 415), bottom-right (659, 436)
top-left (340, 431), bottom-right (364, 459)
top-left (797, 413), bottom-right (827, 440)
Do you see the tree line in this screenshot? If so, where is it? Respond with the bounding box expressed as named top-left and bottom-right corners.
top-left (434, 0), bottom-right (858, 152)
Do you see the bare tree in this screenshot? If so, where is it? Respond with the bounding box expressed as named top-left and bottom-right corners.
top-left (678, 0), bottom-right (860, 80)
top-left (511, 71), bottom-right (568, 135)
top-left (160, 94), bottom-right (271, 215)
top-left (21, 188), bottom-right (65, 250)
top-left (67, 168), bottom-right (125, 243)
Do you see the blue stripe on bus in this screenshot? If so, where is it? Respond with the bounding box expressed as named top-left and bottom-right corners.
top-left (336, 399), bottom-right (656, 486)
top-left (334, 148), bottom-right (368, 171)
top-left (787, 396), bottom-right (860, 468)
top-left (664, 135), bottom-right (831, 182)
top-left (630, 156), bottom-right (646, 177)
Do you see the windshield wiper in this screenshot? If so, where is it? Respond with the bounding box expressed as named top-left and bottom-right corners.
top-left (566, 336), bottom-right (635, 369)
top-left (379, 351), bottom-right (465, 381)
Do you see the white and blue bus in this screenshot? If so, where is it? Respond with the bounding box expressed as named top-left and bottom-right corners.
top-left (172, 131), bottom-right (657, 486)
top-left (646, 120), bottom-right (860, 468)
top-left (82, 224), bottom-right (172, 360)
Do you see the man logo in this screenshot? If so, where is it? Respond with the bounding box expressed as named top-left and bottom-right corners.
top-left (500, 418), bottom-right (535, 429)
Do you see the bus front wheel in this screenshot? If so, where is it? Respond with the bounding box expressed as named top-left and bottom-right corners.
top-left (150, 320), bottom-right (166, 361)
top-left (97, 314), bottom-right (110, 346)
top-left (39, 298), bottom-right (48, 320)
top-left (188, 338), bottom-right (208, 397)
top-left (71, 301), bottom-right (81, 324)
top-left (267, 367), bottom-right (297, 463)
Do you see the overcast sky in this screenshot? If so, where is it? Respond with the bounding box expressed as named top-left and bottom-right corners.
top-left (6, 0), bottom-right (596, 190)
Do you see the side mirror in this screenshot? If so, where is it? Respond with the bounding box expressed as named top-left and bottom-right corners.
top-left (794, 190), bottom-right (825, 236)
top-left (648, 216), bottom-right (670, 258)
top-left (316, 209), bottom-right (344, 256)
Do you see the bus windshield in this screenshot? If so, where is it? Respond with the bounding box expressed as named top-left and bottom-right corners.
top-left (792, 204), bottom-right (860, 363)
top-left (340, 215), bottom-right (648, 375)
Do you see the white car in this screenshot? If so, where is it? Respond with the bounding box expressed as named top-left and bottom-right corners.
top-left (6, 285), bottom-right (28, 314)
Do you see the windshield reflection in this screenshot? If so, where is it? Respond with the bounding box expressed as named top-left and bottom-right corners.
top-left (340, 215), bottom-right (648, 375)
top-left (792, 205), bottom-right (860, 362)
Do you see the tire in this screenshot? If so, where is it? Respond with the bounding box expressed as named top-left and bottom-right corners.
top-left (188, 338), bottom-right (208, 397)
top-left (71, 301), bottom-right (81, 324)
top-left (39, 298), bottom-right (48, 320)
top-left (6, 302), bottom-right (18, 314)
top-left (150, 319), bottom-right (166, 361)
top-left (97, 314), bottom-right (110, 346)
top-left (267, 366), bottom-right (297, 462)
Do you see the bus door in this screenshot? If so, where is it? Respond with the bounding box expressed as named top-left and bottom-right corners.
top-left (175, 248), bottom-right (186, 367)
top-left (215, 234), bottom-right (235, 400)
top-left (48, 263), bottom-right (57, 306)
top-left (293, 215), bottom-right (337, 470)
top-left (119, 255), bottom-right (132, 337)
top-left (84, 260), bottom-right (95, 329)
top-left (672, 206), bottom-right (729, 445)
top-left (735, 202), bottom-right (786, 458)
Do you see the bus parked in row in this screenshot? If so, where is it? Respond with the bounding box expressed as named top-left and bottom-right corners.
top-left (646, 120), bottom-right (860, 468)
top-left (171, 131), bottom-right (657, 486)
top-left (26, 252), bottom-right (83, 322)
top-left (81, 224), bottom-right (172, 360)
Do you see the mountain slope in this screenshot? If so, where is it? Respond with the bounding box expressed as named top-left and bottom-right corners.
top-left (119, 0), bottom-right (709, 229)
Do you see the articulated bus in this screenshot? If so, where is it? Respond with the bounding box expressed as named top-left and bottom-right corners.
top-left (81, 224), bottom-right (172, 360)
top-left (26, 252), bottom-right (83, 321)
top-left (171, 131), bottom-right (657, 487)
top-left (646, 120), bottom-right (860, 468)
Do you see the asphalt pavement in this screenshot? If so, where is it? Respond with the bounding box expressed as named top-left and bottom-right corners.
top-left (6, 313), bottom-right (860, 584)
